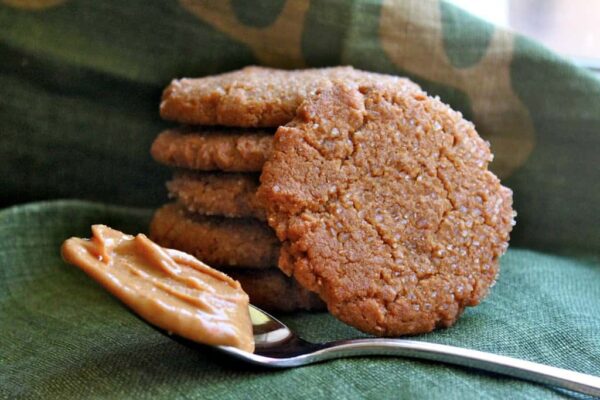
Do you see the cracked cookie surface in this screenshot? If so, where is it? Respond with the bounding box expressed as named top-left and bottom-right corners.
top-left (258, 82), bottom-right (514, 336)
top-left (160, 66), bottom-right (421, 127)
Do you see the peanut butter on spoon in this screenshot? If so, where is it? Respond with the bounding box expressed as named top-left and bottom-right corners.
top-left (61, 225), bottom-right (254, 353)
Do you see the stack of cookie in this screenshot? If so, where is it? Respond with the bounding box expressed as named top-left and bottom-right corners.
top-left (148, 66), bottom-right (514, 335)
top-left (148, 66), bottom-right (418, 312)
top-left (149, 128), bottom-right (325, 312)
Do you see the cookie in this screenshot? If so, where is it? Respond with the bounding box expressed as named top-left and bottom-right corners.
top-left (151, 128), bottom-right (273, 172)
top-left (229, 269), bottom-right (325, 312)
top-left (149, 203), bottom-right (278, 269)
top-left (167, 171), bottom-right (265, 220)
top-left (258, 82), bottom-right (514, 336)
top-left (160, 66), bottom-right (421, 127)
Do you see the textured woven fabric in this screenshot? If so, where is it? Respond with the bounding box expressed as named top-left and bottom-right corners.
top-left (1, 0), bottom-right (599, 398)
top-left (1, 0), bottom-right (599, 253)
top-left (1, 201), bottom-right (599, 399)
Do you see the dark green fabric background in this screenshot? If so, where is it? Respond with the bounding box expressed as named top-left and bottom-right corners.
top-left (1, 0), bottom-right (599, 253)
top-left (1, 0), bottom-right (599, 398)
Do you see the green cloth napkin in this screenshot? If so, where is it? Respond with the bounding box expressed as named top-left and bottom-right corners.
top-left (1, 0), bottom-right (599, 398)
top-left (1, 201), bottom-right (599, 399)
top-left (1, 0), bottom-right (599, 254)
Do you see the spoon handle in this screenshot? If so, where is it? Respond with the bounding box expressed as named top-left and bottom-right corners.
top-left (312, 339), bottom-right (600, 396)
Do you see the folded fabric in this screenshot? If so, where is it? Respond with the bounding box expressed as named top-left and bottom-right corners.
top-left (0, 201), bottom-right (598, 399)
top-left (0, 0), bottom-right (599, 254)
top-left (1, 0), bottom-right (599, 398)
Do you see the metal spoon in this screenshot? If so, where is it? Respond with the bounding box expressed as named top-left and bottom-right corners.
top-left (169, 305), bottom-right (600, 397)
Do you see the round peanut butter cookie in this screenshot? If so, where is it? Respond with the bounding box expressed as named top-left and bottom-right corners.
top-left (151, 128), bottom-right (273, 172)
top-left (228, 269), bottom-right (325, 312)
top-left (258, 82), bottom-right (514, 336)
top-left (167, 171), bottom-right (265, 220)
top-left (160, 66), bottom-right (421, 127)
top-left (150, 203), bottom-right (279, 269)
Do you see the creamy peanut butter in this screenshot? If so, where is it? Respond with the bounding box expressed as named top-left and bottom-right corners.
top-left (61, 225), bottom-right (254, 352)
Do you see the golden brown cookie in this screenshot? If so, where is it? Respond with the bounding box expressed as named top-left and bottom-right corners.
top-left (151, 128), bottom-right (273, 172)
top-left (160, 66), bottom-right (421, 127)
top-left (167, 171), bottom-right (265, 220)
top-left (229, 269), bottom-right (325, 312)
top-left (258, 82), bottom-right (514, 336)
top-left (149, 203), bottom-right (278, 269)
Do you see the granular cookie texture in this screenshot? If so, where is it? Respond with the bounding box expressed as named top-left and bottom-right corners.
top-left (258, 82), bottom-right (514, 336)
top-left (167, 171), bottom-right (265, 220)
top-left (160, 66), bottom-right (421, 127)
top-left (150, 203), bottom-right (279, 269)
top-left (151, 128), bottom-right (273, 172)
top-left (229, 269), bottom-right (325, 312)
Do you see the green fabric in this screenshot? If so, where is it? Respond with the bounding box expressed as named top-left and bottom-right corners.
top-left (0, 201), bottom-right (599, 399)
top-left (1, 0), bottom-right (599, 398)
top-left (1, 0), bottom-right (599, 253)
